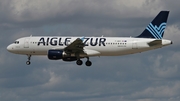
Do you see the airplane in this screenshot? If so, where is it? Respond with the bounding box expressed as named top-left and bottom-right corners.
top-left (7, 11), bottom-right (172, 66)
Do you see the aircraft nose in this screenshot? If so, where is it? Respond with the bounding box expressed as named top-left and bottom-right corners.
top-left (7, 44), bottom-right (13, 52)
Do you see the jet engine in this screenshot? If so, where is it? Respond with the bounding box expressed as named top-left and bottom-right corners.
top-left (48, 50), bottom-right (78, 61)
top-left (48, 50), bottom-right (65, 60)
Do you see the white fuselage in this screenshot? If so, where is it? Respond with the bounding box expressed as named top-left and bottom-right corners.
top-left (6, 11), bottom-right (172, 66)
top-left (7, 36), bottom-right (172, 57)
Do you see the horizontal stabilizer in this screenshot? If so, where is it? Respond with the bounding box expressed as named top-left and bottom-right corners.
top-left (148, 40), bottom-right (162, 46)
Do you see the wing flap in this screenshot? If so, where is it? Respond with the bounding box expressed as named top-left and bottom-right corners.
top-left (84, 49), bottom-right (100, 56)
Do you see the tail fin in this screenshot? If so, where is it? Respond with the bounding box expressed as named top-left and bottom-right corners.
top-left (137, 11), bottom-right (169, 39)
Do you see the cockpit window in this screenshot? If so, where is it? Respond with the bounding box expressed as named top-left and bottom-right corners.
top-left (14, 41), bottom-right (19, 44)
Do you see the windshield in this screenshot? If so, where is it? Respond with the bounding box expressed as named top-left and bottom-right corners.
top-left (14, 41), bottom-right (19, 44)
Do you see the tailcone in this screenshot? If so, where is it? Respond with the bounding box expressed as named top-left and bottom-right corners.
top-left (162, 39), bottom-right (173, 46)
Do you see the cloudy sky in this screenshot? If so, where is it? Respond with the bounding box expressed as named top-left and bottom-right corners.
top-left (1, 0), bottom-right (180, 101)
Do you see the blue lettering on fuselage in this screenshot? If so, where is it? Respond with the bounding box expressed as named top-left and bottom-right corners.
top-left (50, 37), bottom-right (58, 46)
top-left (83, 38), bottom-right (89, 46)
top-left (90, 38), bottom-right (98, 46)
top-left (37, 37), bottom-right (106, 46)
top-left (37, 38), bottom-right (45, 46)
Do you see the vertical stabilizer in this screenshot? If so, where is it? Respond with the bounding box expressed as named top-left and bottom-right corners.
top-left (137, 11), bottom-right (169, 39)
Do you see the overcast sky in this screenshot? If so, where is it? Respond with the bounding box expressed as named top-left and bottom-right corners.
top-left (1, 0), bottom-right (180, 101)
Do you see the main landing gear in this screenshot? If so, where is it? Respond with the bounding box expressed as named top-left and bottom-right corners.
top-left (76, 57), bottom-right (92, 66)
top-left (26, 55), bottom-right (31, 65)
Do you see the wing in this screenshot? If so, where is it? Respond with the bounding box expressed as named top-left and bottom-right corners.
top-left (64, 38), bottom-right (85, 54)
top-left (63, 38), bottom-right (101, 57)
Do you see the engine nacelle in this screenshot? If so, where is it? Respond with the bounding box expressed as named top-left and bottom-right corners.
top-left (48, 50), bottom-right (65, 60)
top-left (48, 50), bottom-right (79, 61)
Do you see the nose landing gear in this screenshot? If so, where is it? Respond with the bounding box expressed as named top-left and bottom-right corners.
top-left (26, 55), bottom-right (31, 65)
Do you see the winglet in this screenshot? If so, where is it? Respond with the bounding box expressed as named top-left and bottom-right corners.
top-left (137, 11), bottom-right (169, 39)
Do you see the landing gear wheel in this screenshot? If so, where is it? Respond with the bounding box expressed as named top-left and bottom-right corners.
top-left (76, 60), bottom-right (83, 65)
top-left (26, 55), bottom-right (31, 65)
top-left (85, 61), bottom-right (92, 66)
top-left (26, 61), bottom-right (31, 65)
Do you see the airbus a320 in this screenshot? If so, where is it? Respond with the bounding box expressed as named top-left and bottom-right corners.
top-left (7, 11), bottom-right (172, 66)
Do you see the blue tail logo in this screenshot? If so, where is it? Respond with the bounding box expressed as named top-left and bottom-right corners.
top-left (146, 22), bottom-right (166, 39)
top-left (137, 11), bottom-right (169, 39)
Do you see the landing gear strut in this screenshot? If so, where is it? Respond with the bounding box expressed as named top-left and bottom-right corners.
top-left (26, 55), bottom-right (31, 65)
top-left (85, 57), bottom-right (92, 66)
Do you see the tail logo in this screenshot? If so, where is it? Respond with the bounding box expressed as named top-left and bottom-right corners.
top-left (146, 22), bottom-right (166, 39)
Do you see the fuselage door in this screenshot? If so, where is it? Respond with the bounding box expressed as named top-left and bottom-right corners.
top-left (24, 38), bottom-right (30, 48)
top-left (132, 41), bottom-right (138, 49)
